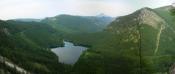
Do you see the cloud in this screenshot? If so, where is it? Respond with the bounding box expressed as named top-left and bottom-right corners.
top-left (0, 0), bottom-right (48, 19)
top-left (74, 1), bottom-right (135, 16)
top-left (0, 0), bottom-right (173, 20)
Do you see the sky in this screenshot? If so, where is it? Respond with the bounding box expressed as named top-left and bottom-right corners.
top-left (0, 0), bottom-right (174, 20)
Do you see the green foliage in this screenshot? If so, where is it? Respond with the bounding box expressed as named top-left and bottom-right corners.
top-left (1, 6), bottom-right (175, 74)
top-left (42, 14), bottom-right (113, 34)
top-left (170, 7), bottom-right (175, 15)
top-left (64, 6), bottom-right (175, 74)
top-left (0, 20), bottom-right (66, 74)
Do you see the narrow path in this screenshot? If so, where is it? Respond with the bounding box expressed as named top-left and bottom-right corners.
top-left (154, 25), bottom-right (164, 54)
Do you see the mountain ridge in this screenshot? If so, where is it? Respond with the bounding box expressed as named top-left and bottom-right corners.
top-left (1, 5), bottom-right (175, 74)
top-left (41, 14), bottom-right (114, 33)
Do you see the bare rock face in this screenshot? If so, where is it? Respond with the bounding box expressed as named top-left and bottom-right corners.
top-left (106, 7), bottom-right (167, 34)
top-left (3, 28), bottom-right (10, 35)
top-left (0, 27), bottom-right (10, 36)
top-left (0, 21), bottom-right (11, 36)
top-left (138, 8), bottom-right (166, 29)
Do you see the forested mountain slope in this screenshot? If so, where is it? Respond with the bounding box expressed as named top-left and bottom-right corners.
top-left (0, 20), bottom-right (65, 74)
top-left (1, 5), bottom-right (175, 74)
top-left (67, 6), bottom-right (175, 74)
top-left (41, 14), bottom-right (114, 33)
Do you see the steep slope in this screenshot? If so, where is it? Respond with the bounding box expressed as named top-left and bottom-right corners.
top-left (1, 6), bottom-right (175, 74)
top-left (154, 6), bottom-right (175, 54)
top-left (0, 20), bottom-right (65, 74)
top-left (107, 6), bottom-right (175, 73)
top-left (155, 5), bottom-right (175, 26)
top-left (7, 20), bottom-right (64, 48)
top-left (69, 7), bottom-right (173, 74)
top-left (0, 55), bottom-right (32, 74)
top-left (41, 14), bottom-right (114, 33)
top-left (107, 7), bottom-right (167, 55)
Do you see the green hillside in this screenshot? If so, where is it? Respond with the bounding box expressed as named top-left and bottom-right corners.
top-left (42, 14), bottom-right (113, 34)
top-left (0, 20), bottom-right (65, 74)
top-left (1, 5), bottom-right (175, 74)
top-left (65, 7), bottom-right (175, 74)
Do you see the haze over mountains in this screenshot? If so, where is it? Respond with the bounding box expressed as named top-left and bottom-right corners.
top-left (1, 5), bottom-right (175, 74)
top-left (42, 14), bottom-right (114, 33)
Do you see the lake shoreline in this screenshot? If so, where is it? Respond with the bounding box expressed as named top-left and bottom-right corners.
top-left (51, 41), bottom-right (88, 65)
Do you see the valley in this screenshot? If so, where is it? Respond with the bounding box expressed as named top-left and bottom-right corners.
top-left (0, 4), bottom-right (175, 74)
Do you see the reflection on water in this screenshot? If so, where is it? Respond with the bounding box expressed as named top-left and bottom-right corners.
top-left (51, 41), bottom-right (87, 65)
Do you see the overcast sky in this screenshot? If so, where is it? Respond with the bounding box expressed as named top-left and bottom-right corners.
top-left (0, 0), bottom-right (174, 20)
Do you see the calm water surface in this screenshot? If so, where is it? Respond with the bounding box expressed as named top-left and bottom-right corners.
top-left (51, 41), bottom-right (87, 65)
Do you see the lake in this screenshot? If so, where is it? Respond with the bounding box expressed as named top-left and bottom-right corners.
top-left (51, 41), bottom-right (87, 65)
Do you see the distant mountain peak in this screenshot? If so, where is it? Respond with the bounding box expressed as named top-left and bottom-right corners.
top-left (138, 7), bottom-right (153, 13)
top-left (96, 13), bottom-right (109, 17)
top-left (11, 18), bottom-right (41, 22)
